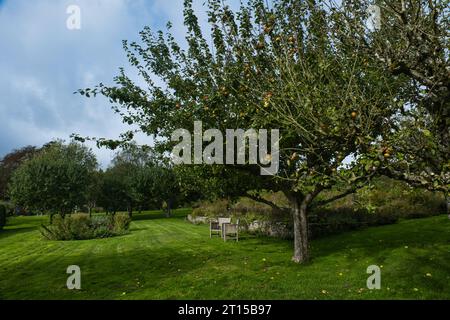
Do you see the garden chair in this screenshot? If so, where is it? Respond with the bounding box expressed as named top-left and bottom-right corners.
top-left (223, 219), bottom-right (240, 242)
top-left (210, 217), bottom-right (231, 238)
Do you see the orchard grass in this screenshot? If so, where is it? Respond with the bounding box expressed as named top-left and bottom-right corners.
top-left (0, 209), bottom-right (449, 300)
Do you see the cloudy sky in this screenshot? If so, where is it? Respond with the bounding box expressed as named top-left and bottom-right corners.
top-left (0, 0), bottom-right (237, 167)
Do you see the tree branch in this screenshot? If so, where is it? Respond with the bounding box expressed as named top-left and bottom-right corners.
top-left (381, 167), bottom-right (448, 192)
top-left (244, 193), bottom-right (289, 213)
top-left (311, 187), bottom-right (357, 209)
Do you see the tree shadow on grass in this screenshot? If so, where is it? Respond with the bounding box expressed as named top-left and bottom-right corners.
top-left (407, 247), bottom-right (450, 293)
top-left (0, 226), bottom-right (38, 240)
top-left (0, 245), bottom-right (219, 300)
top-left (311, 216), bottom-right (450, 262)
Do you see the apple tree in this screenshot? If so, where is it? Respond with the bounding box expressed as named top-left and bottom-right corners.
top-left (77, 0), bottom-right (407, 263)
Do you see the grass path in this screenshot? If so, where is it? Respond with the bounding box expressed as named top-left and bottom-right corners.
top-left (0, 210), bottom-right (449, 300)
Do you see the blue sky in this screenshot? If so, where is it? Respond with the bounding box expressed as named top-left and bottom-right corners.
top-left (0, 0), bottom-right (232, 167)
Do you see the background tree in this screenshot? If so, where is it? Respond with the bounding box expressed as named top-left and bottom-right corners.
top-left (78, 0), bottom-right (409, 263)
top-left (147, 166), bottom-right (179, 217)
top-left (98, 167), bottom-right (130, 215)
top-left (108, 145), bottom-right (156, 217)
top-left (86, 170), bottom-right (102, 217)
top-left (8, 141), bottom-right (98, 222)
top-left (0, 146), bottom-right (39, 200)
top-left (107, 145), bottom-right (182, 217)
top-left (129, 165), bottom-right (154, 214)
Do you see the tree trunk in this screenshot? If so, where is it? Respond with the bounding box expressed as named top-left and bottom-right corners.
top-left (286, 193), bottom-right (308, 263)
top-left (165, 198), bottom-right (173, 218)
top-left (286, 190), bottom-right (321, 264)
top-left (127, 203), bottom-right (133, 218)
top-left (88, 206), bottom-right (92, 218)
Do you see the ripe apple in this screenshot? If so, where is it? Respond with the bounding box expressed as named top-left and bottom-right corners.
top-left (290, 152), bottom-right (298, 161)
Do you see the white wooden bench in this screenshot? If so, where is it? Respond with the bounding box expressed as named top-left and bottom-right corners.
top-left (210, 217), bottom-right (231, 239)
top-left (223, 219), bottom-right (240, 242)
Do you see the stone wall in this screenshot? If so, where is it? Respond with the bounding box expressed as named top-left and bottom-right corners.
top-left (186, 214), bottom-right (209, 225)
top-left (187, 215), bottom-right (293, 238)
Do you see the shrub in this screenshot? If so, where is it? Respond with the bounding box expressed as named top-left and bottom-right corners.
top-left (316, 177), bottom-right (445, 219)
top-left (67, 213), bottom-right (93, 240)
top-left (0, 204), bottom-right (6, 230)
top-left (351, 178), bottom-right (445, 219)
top-left (191, 199), bottom-right (230, 218)
top-left (113, 213), bottom-right (131, 234)
top-left (191, 192), bottom-right (288, 219)
top-left (308, 208), bottom-right (399, 239)
top-left (41, 213), bottom-right (130, 241)
top-left (41, 215), bottom-right (72, 240)
top-left (91, 216), bottom-right (115, 238)
top-left (42, 214), bottom-right (93, 241)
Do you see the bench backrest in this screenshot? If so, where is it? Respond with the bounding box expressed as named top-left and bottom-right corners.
top-left (224, 223), bottom-right (238, 234)
top-left (218, 217), bottom-right (231, 226)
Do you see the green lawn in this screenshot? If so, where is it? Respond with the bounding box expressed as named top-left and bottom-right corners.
top-left (0, 210), bottom-right (449, 300)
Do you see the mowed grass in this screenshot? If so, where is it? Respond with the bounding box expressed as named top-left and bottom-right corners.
top-left (0, 209), bottom-right (449, 300)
